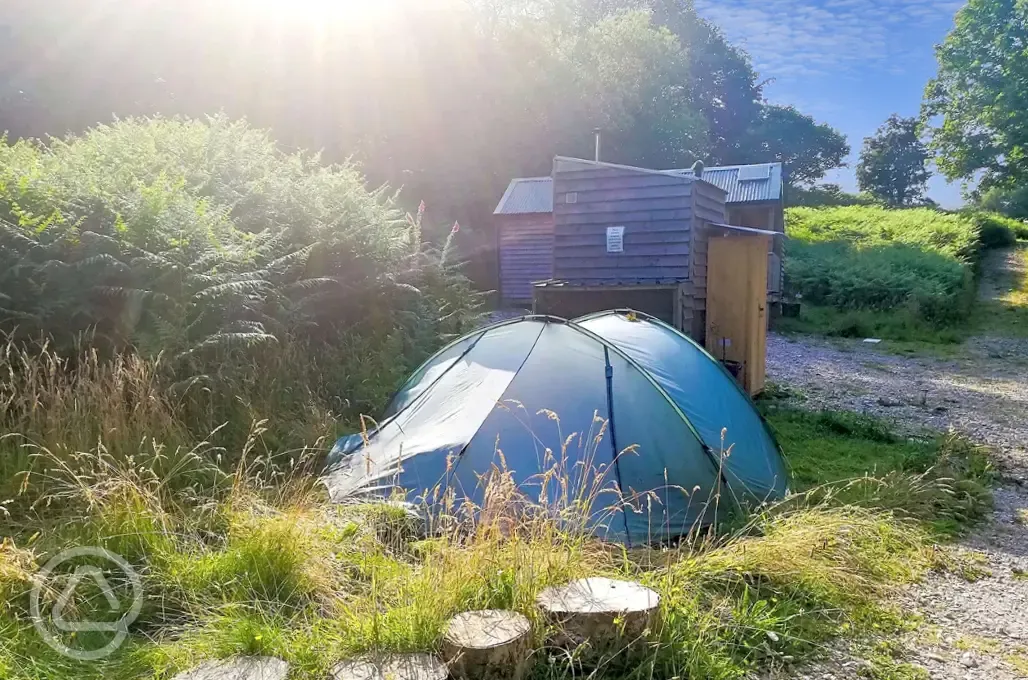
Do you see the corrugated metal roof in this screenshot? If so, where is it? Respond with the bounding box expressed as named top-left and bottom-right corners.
top-left (671, 163), bottom-right (783, 204)
top-left (494, 177), bottom-right (554, 214)
top-left (494, 162), bottom-right (783, 215)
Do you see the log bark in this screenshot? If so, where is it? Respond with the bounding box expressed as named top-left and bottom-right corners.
top-left (171, 656), bottom-right (289, 680)
top-left (442, 609), bottom-right (532, 680)
top-left (329, 654), bottom-right (448, 680)
top-left (535, 577), bottom-right (659, 658)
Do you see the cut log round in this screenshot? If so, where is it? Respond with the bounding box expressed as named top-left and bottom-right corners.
top-left (171, 656), bottom-right (289, 680)
top-left (329, 654), bottom-right (448, 680)
top-left (535, 577), bottom-right (660, 656)
top-left (442, 609), bottom-right (533, 680)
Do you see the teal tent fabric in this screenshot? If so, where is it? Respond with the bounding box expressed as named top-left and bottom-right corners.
top-left (575, 311), bottom-right (788, 504)
top-left (325, 314), bottom-right (787, 545)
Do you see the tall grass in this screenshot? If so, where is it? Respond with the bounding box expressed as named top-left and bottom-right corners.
top-left (0, 450), bottom-right (962, 680)
top-left (0, 330), bottom-right (421, 516)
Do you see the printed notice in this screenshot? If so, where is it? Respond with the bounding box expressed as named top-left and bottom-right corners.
top-left (606, 226), bottom-right (625, 253)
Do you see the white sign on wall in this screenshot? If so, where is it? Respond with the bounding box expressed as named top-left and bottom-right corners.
top-left (606, 226), bottom-right (625, 253)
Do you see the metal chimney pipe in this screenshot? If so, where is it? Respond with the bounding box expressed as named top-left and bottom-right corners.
top-left (594, 128), bottom-right (602, 161)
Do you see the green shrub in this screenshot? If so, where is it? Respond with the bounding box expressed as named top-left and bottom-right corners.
top-left (965, 210), bottom-right (1020, 249)
top-left (785, 206), bottom-right (978, 326)
top-left (786, 206), bottom-right (980, 260)
top-left (0, 115), bottom-right (479, 367)
top-left (0, 117), bottom-right (481, 479)
top-left (773, 305), bottom-right (968, 344)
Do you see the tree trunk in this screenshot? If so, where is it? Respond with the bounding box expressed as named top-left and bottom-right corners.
top-left (535, 577), bottom-right (659, 662)
top-left (329, 654), bottom-right (448, 680)
top-left (442, 609), bottom-right (533, 680)
top-left (171, 656), bottom-right (289, 680)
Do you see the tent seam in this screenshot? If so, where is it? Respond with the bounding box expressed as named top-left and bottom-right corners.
top-left (603, 346), bottom-right (633, 547)
top-left (446, 322), bottom-right (548, 482)
top-left (565, 320), bottom-right (713, 465)
top-left (577, 309), bottom-right (787, 462)
top-left (568, 314), bottom-right (750, 518)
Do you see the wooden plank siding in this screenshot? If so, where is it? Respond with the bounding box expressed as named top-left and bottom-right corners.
top-left (687, 180), bottom-right (728, 340)
top-left (498, 214), bottom-right (554, 304)
top-left (678, 281), bottom-right (695, 341)
top-left (553, 165), bottom-right (694, 284)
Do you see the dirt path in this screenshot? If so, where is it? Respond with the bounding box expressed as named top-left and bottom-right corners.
top-left (979, 244), bottom-right (1028, 303)
top-left (763, 247), bottom-right (1028, 679)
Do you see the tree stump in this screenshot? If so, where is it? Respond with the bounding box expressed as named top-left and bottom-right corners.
top-left (535, 577), bottom-right (659, 660)
top-left (171, 657), bottom-right (289, 680)
top-left (329, 654), bottom-right (448, 680)
top-left (442, 609), bottom-right (533, 680)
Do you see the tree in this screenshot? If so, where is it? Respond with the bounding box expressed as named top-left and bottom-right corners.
top-left (555, 10), bottom-right (707, 168)
top-left (856, 115), bottom-right (931, 206)
top-left (976, 184), bottom-right (1028, 220)
top-left (923, 0), bottom-right (1028, 192)
top-left (0, 0), bottom-right (842, 244)
top-left (648, 0), bottom-right (763, 163)
top-left (736, 104), bottom-right (849, 187)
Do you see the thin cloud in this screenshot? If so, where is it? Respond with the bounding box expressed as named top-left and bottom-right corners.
top-left (694, 0), bottom-right (964, 83)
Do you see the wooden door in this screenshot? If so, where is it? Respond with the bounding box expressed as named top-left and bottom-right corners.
top-left (704, 232), bottom-right (770, 395)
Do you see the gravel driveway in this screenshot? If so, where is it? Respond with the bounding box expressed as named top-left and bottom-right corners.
top-left (765, 333), bottom-right (1028, 679)
top-left (768, 334), bottom-right (1028, 472)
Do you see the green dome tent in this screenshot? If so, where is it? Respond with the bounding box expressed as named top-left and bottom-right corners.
top-left (325, 312), bottom-right (787, 545)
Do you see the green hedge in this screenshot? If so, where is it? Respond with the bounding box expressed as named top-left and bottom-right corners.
top-left (784, 206), bottom-right (980, 325)
top-left (964, 210), bottom-right (1024, 248)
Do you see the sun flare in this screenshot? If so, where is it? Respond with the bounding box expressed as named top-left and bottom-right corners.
top-left (246, 0), bottom-right (382, 21)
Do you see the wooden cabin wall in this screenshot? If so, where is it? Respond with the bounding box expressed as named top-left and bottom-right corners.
top-left (552, 164), bottom-right (695, 284)
top-left (688, 180), bottom-right (729, 341)
top-left (726, 204), bottom-right (785, 258)
top-left (497, 214), bottom-right (554, 305)
top-left (534, 285), bottom-right (678, 324)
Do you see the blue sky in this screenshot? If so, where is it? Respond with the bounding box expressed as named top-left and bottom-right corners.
top-left (694, 0), bottom-right (967, 207)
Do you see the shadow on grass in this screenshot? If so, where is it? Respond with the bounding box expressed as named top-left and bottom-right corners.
top-left (975, 243), bottom-right (1028, 338)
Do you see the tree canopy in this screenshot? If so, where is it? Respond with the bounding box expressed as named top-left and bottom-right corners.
top-left (856, 115), bottom-right (932, 207)
top-left (0, 0), bottom-right (848, 235)
top-left (737, 105), bottom-right (850, 188)
top-left (923, 0), bottom-right (1028, 195)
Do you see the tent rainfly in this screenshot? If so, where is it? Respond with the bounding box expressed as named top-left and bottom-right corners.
top-left (325, 311), bottom-right (787, 545)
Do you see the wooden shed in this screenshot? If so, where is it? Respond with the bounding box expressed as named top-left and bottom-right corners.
top-left (494, 161), bottom-right (785, 307)
top-left (530, 157), bottom-right (774, 395)
top-left (492, 177), bottom-right (554, 305)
